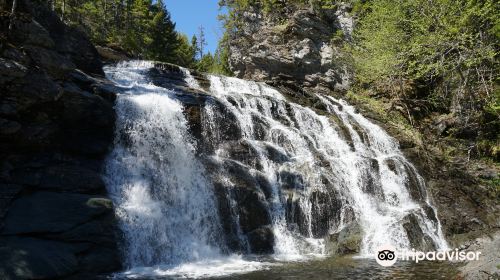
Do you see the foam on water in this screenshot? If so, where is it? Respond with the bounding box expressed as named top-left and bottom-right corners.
top-left (117, 255), bottom-right (274, 279)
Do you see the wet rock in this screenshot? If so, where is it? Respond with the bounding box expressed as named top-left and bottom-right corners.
top-left (218, 160), bottom-right (272, 233)
top-left (184, 105), bottom-right (203, 141)
top-left (402, 162), bottom-right (427, 202)
top-left (402, 213), bottom-right (435, 251)
top-left (309, 189), bottom-right (343, 238)
top-left (247, 225), bottom-right (275, 254)
top-left (279, 170), bottom-right (305, 190)
top-left (218, 140), bottom-right (262, 170)
top-left (234, 184), bottom-right (272, 233)
top-left (263, 143), bottom-right (289, 163)
top-left (96, 45), bottom-right (131, 62)
top-left (361, 158), bottom-right (384, 199)
top-left (326, 222), bottom-right (362, 255)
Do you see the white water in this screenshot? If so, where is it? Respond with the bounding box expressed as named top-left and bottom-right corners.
top-left (206, 75), bottom-right (448, 257)
top-left (317, 96), bottom-right (449, 254)
top-left (104, 62), bottom-right (272, 278)
top-left (103, 61), bottom-right (448, 278)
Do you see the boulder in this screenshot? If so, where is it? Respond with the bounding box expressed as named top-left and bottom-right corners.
top-left (96, 46), bottom-right (131, 62)
top-left (247, 225), bottom-right (275, 254)
top-left (402, 212), bottom-right (435, 251)
top-left (326, 222), bottom-right (362, 255)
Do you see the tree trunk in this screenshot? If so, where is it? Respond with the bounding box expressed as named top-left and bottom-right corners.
top-left (9, 0), bottom-right (18, 31)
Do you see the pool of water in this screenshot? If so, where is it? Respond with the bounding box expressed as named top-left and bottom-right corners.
top-left (112, 255), bottom-right (462, 280)
top-left (220, 257), bottom-right (461, 280)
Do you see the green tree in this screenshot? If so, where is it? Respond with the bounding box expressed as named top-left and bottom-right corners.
top-left (175, 33), bottom-right (196, 68)
top-left (146, 0), bottom-right (178, 62)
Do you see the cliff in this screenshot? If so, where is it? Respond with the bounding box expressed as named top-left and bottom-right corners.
top-left (227, 2), bottom-right (352, 93)
top-left (0, 1), bottom-right (121, 278)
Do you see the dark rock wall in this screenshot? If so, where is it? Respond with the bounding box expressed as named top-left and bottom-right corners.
top-left (0, 1), bottom-right (120, 279)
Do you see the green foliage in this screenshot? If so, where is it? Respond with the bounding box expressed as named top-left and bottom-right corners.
top-left (352, 0), bottom-right (498, 92)
top-left (194, 36), bottom-right (232, 76)
top-left (48, 0), bottom-right (194, 66)
top-left (175, 33), bottom-right (197, 68)
top-left (147, 1), bottom-right (178, 62)
top-left (351, 0), bottom-right (499, 160)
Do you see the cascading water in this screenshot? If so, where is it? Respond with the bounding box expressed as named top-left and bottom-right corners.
top-left (103, 61), bottom-right (448, 278)
top-left (104, 61), bottom-right (225, 265)
top-left (317, 96), bottom-right (449, 254)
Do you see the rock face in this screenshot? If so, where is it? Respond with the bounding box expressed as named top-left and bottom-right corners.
top-left (227, 4), bottom-right (352, 93)
top-left (0, 1), bottom-right (120, 279)
top-left (459, 232), bottom-right (500, 280)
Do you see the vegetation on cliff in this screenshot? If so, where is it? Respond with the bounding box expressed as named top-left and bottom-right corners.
top-left (351, 0), bottom-right (499, 160)
top-left (37, 0), bottom-right (229, 73)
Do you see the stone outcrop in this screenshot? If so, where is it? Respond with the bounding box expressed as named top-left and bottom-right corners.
top-left (227, 3), bottom-right (352, 93)
top-left (459, 232), bottom-right (500, 280)
top-left (0, 1), bottom-right (120, 279)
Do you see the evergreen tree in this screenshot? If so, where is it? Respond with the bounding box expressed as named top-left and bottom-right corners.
top-left (147, 0), bottom-right (178, 62)
top-left (191, 35), bottom-right (199, 60)
top-left (175, 33), bottom-right (196, 68)
top-left (196, 52), bottom-right (215, 72)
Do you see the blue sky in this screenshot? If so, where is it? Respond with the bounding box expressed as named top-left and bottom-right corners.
top-left (164, 0), bottom-right (226, 55)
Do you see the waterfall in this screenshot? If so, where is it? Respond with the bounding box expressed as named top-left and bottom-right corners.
top-left (103, 61), bottom-right (448, 278)
top-left (104, 61), bottom-right (225, 267)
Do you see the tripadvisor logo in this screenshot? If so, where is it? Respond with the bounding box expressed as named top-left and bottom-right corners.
top-left (374, 244), bottom-right (482, 267)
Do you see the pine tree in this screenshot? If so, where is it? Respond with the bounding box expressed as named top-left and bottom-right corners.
top-left (191, 35), bottom-right (199, 60)
top-left (175, 33), bottom-right (196, 68)
top-left (146, 0), bottom-right (179, 62)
